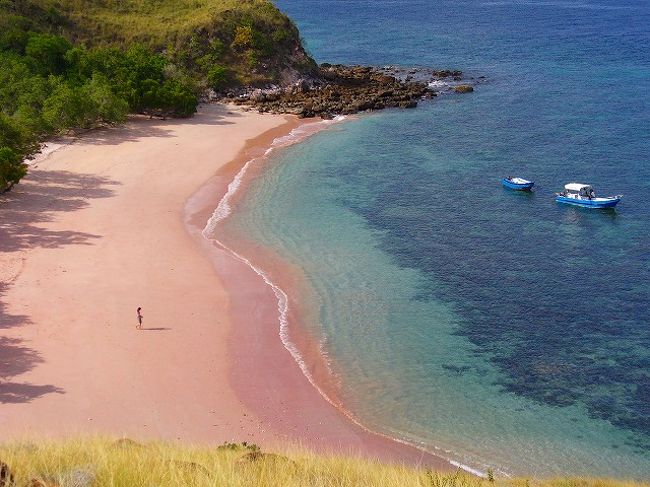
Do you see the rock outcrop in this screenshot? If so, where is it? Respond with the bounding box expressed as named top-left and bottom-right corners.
top-left (222, 64), bottom-right (473, 119)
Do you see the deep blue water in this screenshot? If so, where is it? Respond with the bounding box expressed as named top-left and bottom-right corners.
top-left (222, 0), bottom-right (650, 477)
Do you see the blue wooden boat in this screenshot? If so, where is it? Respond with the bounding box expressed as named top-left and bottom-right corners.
top-left (501, 176), bottom-right (534, 191)
top-left (555, 183), bottom-right (622, 208)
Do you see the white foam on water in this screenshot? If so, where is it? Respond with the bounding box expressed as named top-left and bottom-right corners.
top-left (428, 80), bottom-right (452, 89)
top-left (201, 114), bottom-right (354, 434)
top-left (450, 461), bottom-right (491, 478)
top-left (202, 116), bottom-right (345, 237)
top-left (200, 113), bottom-right (487, 476)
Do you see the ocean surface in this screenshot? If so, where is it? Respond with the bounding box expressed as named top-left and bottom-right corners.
top-left (216, 0), bottom-right (650, 477)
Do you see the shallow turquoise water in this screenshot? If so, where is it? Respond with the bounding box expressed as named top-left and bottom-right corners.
top-left (218, 0), bottom-right (650, 477)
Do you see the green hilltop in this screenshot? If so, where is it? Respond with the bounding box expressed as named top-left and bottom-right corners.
top-left (0, 0), bottom-right (316, 84)
top-left (0, 0), bottom-right (317, 191)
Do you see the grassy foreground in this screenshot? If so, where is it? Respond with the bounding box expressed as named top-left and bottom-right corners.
top-left (0, 439), bottom-right (647, 487)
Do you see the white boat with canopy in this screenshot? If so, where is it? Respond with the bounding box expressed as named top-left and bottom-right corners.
top-left (555, 183), bottom-right (622, 208)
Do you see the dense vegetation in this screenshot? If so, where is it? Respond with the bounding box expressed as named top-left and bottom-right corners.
top-left (0, 28), bottom-right (198, 190)
top-left (1, 438), bottom-right (648, 487)
top-left (0, 0), bottom-right (316, 191)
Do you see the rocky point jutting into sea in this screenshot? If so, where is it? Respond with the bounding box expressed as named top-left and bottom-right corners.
top-left (217, 64), bottom-right (474, 119)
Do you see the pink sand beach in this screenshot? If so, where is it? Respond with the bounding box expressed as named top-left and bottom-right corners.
top-left (0, 104), bottom-right (451, 470)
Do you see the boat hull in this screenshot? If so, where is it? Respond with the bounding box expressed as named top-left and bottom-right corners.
top-left (501, 179), bottom-right (534, 190)
top-left (555, 195), bottom-right (621, 208)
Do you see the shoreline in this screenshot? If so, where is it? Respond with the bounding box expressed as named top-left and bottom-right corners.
top-left (186, 113), bottom-right (455, 469)
top-left (0, 105), bottom-right (288, 443)
top-left (0, 103), bottom-right (452, 470)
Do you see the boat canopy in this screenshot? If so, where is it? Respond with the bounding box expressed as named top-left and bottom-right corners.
top-left (565, 183), bottom-right (592, 192)
top-left (507, 177), bottom-right (531, 184)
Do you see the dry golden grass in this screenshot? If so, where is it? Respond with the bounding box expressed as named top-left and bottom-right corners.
top-left (33, 0), bottom-right (289, 47)
top-left (3, 0), bottom-right (292, 46)
top-left (0, 438), bottom-right (647, 487)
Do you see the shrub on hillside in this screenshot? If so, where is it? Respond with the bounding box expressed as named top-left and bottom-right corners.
top-left (25, 33), bottom-right (71, 75)
top-left (207, 65), bottom-right (231, 91)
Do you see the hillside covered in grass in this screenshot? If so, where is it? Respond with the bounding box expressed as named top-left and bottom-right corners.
top-left (0, 0), bottom-right (317, 191)
top-left (1, 438), bottom-right (648, 487)
top-left (1, 0), bottom-right (316, 84)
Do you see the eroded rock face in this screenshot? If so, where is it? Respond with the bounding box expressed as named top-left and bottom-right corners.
top-left (225, 64), bottom-right (469, 118)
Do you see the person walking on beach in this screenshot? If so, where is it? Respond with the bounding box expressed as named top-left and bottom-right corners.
top-left (136, 307), bottom-right (143, 330)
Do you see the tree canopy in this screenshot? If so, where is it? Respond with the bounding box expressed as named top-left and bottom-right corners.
top-left (0, 21), bottom-right (199, 192)
top-left (0, 0), bottom-right (316, 192)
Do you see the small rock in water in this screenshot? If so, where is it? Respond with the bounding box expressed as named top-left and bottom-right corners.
top-left (454, 84), bottom-right (474, 93)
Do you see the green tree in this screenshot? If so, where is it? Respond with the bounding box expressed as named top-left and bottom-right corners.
top-left (0, 27), bottom-right (29, 54)
top-left (0, 147), bottom-right (27, 192)
top-left (157, 79), bottom-right (197, 118)
top-left (139, 79), bottom-right (197, 119)
top-left (206, 65), bottom-right (230, 91)
top-left (84, 73), bottom-right (129, 123)
top-left (230, 25), bottom-right (271, 57)
top-left (0, 112), bottom-right (37, 155)
top-left (116, 45), bottom-right (167, 110)
top-left (25, 33), bottom-right (72, 75)
top-left (12, 104), bottom-right (49, 136)
top-left (195, 39), bottom-right (226, 72)
top-left (42, 78), bottom-right (93, 129)
top-left (42, 75), bottom-right (128, 129)
top-left (139, 78), bottom-right (162, 114)
top-left (0, 113), bottom-right (21, 149)
top-left (0, 54), bottom-right (34, 113)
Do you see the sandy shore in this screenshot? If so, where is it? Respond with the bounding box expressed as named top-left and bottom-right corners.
top-left (0, 104), bottom-right (451, 469)
top-left (0, 105), bottom-right (289, 442)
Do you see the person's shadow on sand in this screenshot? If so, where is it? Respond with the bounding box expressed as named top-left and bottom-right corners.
top-left (139, 327), bottom-right (171, 331)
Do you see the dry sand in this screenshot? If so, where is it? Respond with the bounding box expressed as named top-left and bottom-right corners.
top-left (0, 105), bottom-right (289, 442)
top-left (0, 104), bottom-right (451, 469)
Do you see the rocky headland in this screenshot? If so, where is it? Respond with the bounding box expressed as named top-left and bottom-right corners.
top-left (220, 64), bottom-right (475, 119)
